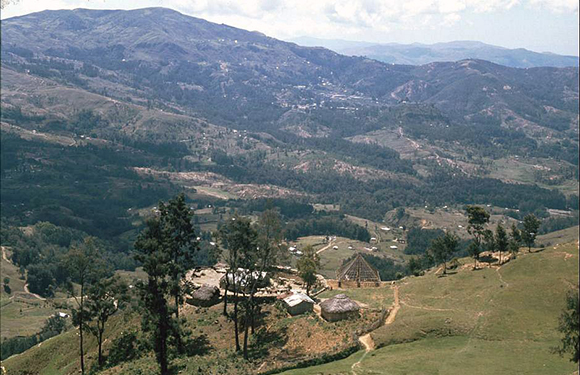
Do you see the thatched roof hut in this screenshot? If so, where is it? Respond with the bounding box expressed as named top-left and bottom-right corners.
top-left (320, 294), bottom-right (360, 322)
top-left (187, 284), bottom-right (220, 307)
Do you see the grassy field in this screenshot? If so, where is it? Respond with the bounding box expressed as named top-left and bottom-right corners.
top-left (1, 248), bottom-right (59, 340)
top-left (280, 240), bottom-right (579, 375)
top-left (538, 226), bottom-right (579, 247)
top-left (488, 157), bottom-right (579, 196)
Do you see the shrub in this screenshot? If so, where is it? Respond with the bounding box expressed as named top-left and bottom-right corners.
top-left (107, 331), bottom-right (140, 367)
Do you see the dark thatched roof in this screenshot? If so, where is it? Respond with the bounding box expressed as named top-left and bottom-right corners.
top-left (192, 284), bottom-right (220, 301)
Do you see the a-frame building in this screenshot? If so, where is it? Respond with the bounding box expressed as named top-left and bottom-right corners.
top-left (336, 253), bottom-right (381, 287)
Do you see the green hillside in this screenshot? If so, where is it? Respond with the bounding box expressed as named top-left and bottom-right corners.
top-left (3, 236), bottom-right (577, 374)
top-left (281, 241), bottom-right (579, 375)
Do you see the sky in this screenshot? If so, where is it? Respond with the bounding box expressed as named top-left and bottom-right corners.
top-left (1, 0), bottom-right (578, 56)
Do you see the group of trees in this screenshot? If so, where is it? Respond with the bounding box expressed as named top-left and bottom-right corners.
top-left (133, 194), bottom-right (288, 372)
top-left (133, 194), bottom-right (199, 374)
top-left (66, 237), bottom-right (129, 373)
top-left (464, 206), bottom-right (540, 270)
top-left (284, 215), bottom-right (371, 242)
top-left (408, 207), bottom-right (543, 277)
top-left (217, 210), bottom-right (286, 359)
top-left (0, 221), bottom-right (136, 297)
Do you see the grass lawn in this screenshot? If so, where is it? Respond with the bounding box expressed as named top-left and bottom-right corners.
top-left (281, 335), bottom-right (577, 375)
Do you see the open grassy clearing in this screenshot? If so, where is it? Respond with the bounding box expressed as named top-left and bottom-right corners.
top-left (1, 247), bottom-right (61, 340)
top-left (282, 335), bottom-right (576, 375)
top-left (401, 207), bottom-right (520, 237)
top-left (538, 226), bottom-right (579, 247)
top-left (488, 157), bottom-right (579, 196)
top-left (280, 241), bottom-right (579, 375)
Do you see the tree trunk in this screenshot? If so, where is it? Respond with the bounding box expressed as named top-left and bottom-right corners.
top-left (234, 292), bottom-right (240, 352)
top-left (251, 307), bottom-right (255, 335)
top-left (223, 272), bottom-right (229, 316)
top-left (159, 331), bottom-right (169, 375)
top-left (79, 319), bottom-right (85, 375)
top-left (79, 283), bottom-right (85, 375)
top-left (159, 309), bottom-right (170, 375)
top-left (98, 328), bottom-right (103, 367)
top-left (175, 293), bottom-right (179, 319)
top-left (243, 308), bottom-right (250, 360)
top-left (443, 261), bottom-right (447, 275)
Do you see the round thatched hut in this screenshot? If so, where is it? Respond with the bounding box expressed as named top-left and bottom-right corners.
top-left (187, 284), bottom-right (220, 307)
top-left (320, 294), bottom-right (360, 322)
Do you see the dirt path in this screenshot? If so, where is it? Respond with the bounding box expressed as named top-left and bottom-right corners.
top-left (316, 241), bottom-right (333, 255)
top-left (385, 285), bottom-right (400, 325)
top-left (3, 246), bottom-right (46, 301)
top-left (1, 246), bottom-right (9, 262)
top-left (23, 283), bottom-right (46, 301)
top-left (358, 334), bottom-right (375, 351)
top-left (352, 284), bottom-right (400, 374)
top-left (496, 267), bottom-right (509, 287)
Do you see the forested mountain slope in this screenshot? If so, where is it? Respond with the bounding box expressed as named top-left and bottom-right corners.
top-left (1, 7), bottom-right (578, 232)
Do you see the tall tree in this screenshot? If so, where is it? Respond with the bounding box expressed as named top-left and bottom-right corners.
top-left (158, 194), bottom-right (199, 320)
top-left (428, 232), bottom-right (459, 275)
top-left (240, 209), bottom-right (283, 359)
top-left (86, 276), bottom-right (129, 368)
top-left (297, 245), bottom-right (320, 295)
top-left (521, 214), bottom-right (541, 252)
top-left (554, 289), bottom-right (579, 363)
top-left (66, 237), bottom-right (105, 375)
top-left (495, 224), bottom-right (509, 265)
top-left (134, 217), bottom-right (176, 375)
top-left (466, 206), bottom-right (490, 270)
top-left (508, 223), bottom-right (522, 259)
top-left (218, 216), bottom-right (257, 353)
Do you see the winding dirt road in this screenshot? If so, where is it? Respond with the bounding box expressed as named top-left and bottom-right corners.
top-left (2, 246), bottom-right (45, 301)
top-left (316, 241), bottom-right (334, 254)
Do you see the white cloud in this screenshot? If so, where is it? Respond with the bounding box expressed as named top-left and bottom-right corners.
top-left (442, 12), bottom-right (461, 25)
top-left (528, 0), bottom-right (578, 12)
top-left (439, 0), bottom-right (466, 13)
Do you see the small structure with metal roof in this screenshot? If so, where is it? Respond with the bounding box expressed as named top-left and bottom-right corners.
top-left (283, 292), bottom-right (315, 316)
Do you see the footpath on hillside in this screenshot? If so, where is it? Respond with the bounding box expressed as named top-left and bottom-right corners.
top-left (351, 284), bottom-right (400, 374)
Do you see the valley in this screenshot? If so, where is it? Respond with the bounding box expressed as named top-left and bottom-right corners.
top-left (0, 6), bottom-right (578, 375)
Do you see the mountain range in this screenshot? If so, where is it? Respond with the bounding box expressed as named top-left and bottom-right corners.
top-left (1, 7), bottom-right (578, 233)
top-left (290, 37), bottom-right (580, 68)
